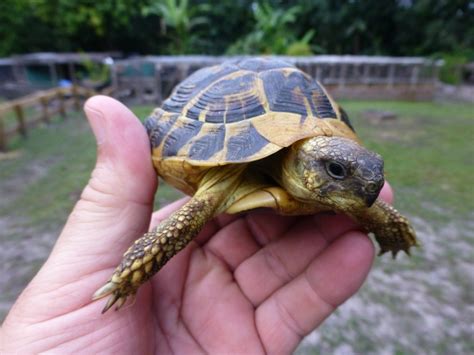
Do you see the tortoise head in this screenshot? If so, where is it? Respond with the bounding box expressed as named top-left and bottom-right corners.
top-left (281, 136), bottom-right (384, 211)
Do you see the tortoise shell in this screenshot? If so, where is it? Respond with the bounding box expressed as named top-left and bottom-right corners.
top-left (145, 57), bottom-right (359, 194)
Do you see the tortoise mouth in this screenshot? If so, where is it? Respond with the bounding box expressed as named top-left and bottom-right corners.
top-left (364, 192), bottom-right (378, 207)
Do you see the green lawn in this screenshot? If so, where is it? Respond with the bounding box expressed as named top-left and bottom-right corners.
top-left (343, 100), bottom-right (474, 221)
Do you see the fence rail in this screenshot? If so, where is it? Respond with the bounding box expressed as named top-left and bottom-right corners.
top-left (111, 55), bottom-right (443, 103)
top-left (0, 86), bottom-right (96, 151)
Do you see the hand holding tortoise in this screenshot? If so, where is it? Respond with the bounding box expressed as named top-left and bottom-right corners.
top-left (3, 95), bottom-right (394, 354)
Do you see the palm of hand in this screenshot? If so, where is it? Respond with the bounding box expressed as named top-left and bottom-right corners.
top-left (1, 96), bottom-right (377, 354)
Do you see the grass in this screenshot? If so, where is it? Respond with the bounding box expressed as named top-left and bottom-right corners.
top-left (0, 105), bottom-right (181, 235)
top-left (342, 100), bottom-right (474, 221)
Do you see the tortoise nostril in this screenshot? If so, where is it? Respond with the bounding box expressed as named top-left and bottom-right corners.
top-left (367, 182), bottom-right (378, 193)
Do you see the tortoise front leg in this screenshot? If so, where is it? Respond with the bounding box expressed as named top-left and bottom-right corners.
top-left (228, 187), bottom-right (418, 257)
top-left (93, 166), bottom-right (246, 312)
top-left (92, 193), bottom-right (218, 312)
top-left (350, 198), bottom-right (419, 257)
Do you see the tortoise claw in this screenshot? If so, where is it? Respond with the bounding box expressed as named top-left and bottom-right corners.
top-left (92, 281), bottom-right (118, 301)
top-left (93, 280), bottom-right (129, 313)
top-left (102, 292), bottom-right (120, 313)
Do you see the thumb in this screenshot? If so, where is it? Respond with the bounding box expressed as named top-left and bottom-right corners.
top-left (15, 96), bottom-right (157, 312)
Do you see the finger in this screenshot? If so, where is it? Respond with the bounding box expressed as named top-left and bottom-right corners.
top-left (380, 182), bottom-right (393, 204)
top-left (234, 213), bottom-right (356, 306)
top-left (255, 231), bottom-right (374, 354)
top-left (22, 96), bottom-right (157, 310)
top-left (201, 209), bottom-right (296, 270)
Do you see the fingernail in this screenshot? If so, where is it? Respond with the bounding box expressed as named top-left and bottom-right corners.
top-left (85, 106), bottom-right (107, 145)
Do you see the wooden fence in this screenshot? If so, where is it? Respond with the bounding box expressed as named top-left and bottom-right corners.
top-left (0, 86), bottom-right (99, 151)
top-left (112, 55), bottom-right (443, 103)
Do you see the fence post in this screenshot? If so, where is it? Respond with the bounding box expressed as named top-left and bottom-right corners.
top-left (410, 65), bottom-right (420, 87)
top-left (57, 89), bottom-right (67, 119)
top-left (0, 114), bottom-right (6, 151)
top-left (387, 64), bottom-right (395, 88)
top-left (40, 96), bottom-right (50, 124)
top-left (14, 104), bottom-right (27, 137)
top-left (72, 85), bottom-right (81, 111)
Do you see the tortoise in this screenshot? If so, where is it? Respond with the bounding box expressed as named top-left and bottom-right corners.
top-left (93, 57), bottom-right (418, 312)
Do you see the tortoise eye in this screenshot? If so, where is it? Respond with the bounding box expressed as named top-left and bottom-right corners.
top-left (326, 161), bottom-right (346, 179)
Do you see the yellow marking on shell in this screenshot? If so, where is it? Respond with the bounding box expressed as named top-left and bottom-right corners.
top-left (150, 111), bottom-right (179, 161)
top-left (151, 245), bottom-right (159, 255)
top-left (256, 76), bottom-right (270, 112)
top-left (296, 86), bottom-right (314, 117)
top-left (198, 108), bottom-right (208, 122)
top-left (160, 236), bottom-right (168, 244)
top-left (111, 274), bottom-right (122, 284)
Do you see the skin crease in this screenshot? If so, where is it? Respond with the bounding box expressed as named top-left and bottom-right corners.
top-left (0, 96), bottom-right (394, 354)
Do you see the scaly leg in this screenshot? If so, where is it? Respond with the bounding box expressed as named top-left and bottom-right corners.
top-left (227, 187), bottom-right (418, 257)
top-left (351, 199), bottom-right (419, 257)
top-left (93, 166), bottom-right (245, 312)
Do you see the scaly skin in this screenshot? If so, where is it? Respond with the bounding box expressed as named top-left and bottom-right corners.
top-left (352, 199), bottom-right (419, 257)
top-left (93, 165), bottom-right (246, 312)
top-left (280, 136), bottom-right (418, 257)
top-left (93, 194), bottom-right (217, 312)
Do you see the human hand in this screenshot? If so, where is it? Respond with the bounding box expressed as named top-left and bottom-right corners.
top-left (1, 96), bottom-right (390, 354)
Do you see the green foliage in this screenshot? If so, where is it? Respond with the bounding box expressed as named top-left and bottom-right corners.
top-left (436, 54), bottom-right (468, 85)
top-left (0, 0), bottom-right (472, 57)
top-left (227, 2), bottom-right (314, 55)
top-left (142, 0), bottom-right (209, 54)
top-left (78, 56), bottom-right (111, 84)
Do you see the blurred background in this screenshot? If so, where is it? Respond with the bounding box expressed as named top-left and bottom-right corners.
top-left (0, 1), bottom-right (472, 354)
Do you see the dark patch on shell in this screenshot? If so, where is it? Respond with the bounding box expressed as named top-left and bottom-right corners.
top-left (339, 107), bottom-right (355, 132)
top-left (226, 123), bottom-right (270, 161)
top-left (231, 57), bottom-right (293, 72)
top-left (184, 72), bottom-right (267, 123)
top-left (188, 125), bottom-right (226, 160)
top-left (145, 111), bottom-right (179, 148)
top-left (162, 120), bottom-right (203, 157)
top-left (261, 70), bottom-right (335, 118)
top-left (162, 65), bottom-right (237, 115)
